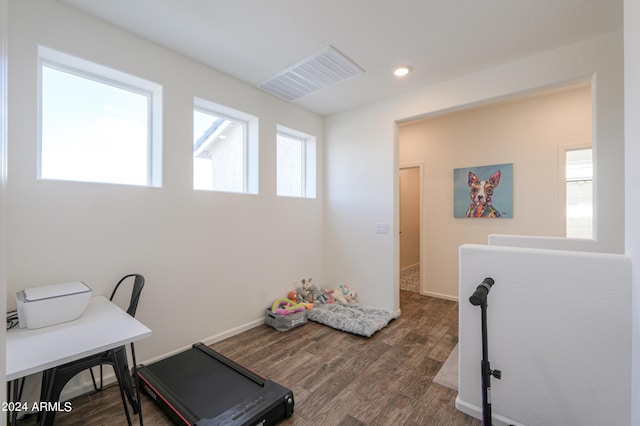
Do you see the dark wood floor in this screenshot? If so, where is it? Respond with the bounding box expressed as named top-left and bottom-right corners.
top-left (18, 290), bottom-right (481, 425)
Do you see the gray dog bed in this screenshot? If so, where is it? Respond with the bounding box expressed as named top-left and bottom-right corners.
top-left (306, 303), bottom-right (398, 337)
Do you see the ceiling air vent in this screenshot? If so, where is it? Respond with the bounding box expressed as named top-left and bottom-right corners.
top-left (257, 46), bottom-right (364, 101)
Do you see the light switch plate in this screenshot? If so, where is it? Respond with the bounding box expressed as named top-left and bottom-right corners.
top-left (376, 223), bottom-right (390, 234)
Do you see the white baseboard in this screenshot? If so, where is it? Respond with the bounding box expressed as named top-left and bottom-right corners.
top-left (400, 263), bottom-right (420, 272)
top-left (421, 289), bottom-right (459, 302)
top-left (455, 396), bottom-right (481, 421)
top-left (196, 318), bottom-right (265, 349)
top-left (143, 317), bottom-right (266, 365)
top-left (455, 396), bottom-right (524, 426)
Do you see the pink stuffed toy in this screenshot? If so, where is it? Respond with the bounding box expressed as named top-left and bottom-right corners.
top-left (322, 288), bottom-right (336, 304)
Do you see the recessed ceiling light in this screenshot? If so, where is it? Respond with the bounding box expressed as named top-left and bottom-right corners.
top-left (393, 66), bottom-right (412, 77)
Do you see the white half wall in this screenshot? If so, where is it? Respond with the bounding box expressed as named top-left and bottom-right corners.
top-left (488, 234), bottom-right (603, 252)
top-left (458, 244), bottom-right (631, 426)
top-left (325, 31), bottom-right (624, 307)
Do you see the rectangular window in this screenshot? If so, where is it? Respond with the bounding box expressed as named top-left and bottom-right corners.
top-left (277, 133), bottom-right (303, 197)
top-left (38, 47), bottom-right (162, 186)
top-left (276, 125), bottom-right (316, 198)
top-left (566, 148), bottom-right (593, 239)
top-left (193, 99), bottom-right (258, 194)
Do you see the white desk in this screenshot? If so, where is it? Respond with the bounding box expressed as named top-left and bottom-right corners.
top-left (6, 296), bottom-right (152, 381)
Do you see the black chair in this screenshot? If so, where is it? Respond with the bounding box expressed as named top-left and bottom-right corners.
top-left (39, 274), bottom-right (145, 426)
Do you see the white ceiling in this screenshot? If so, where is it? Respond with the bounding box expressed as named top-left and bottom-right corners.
top-left (58, 0), bottom-right (622, 116)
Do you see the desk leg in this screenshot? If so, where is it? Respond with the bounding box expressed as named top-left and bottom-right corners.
top-left (131, 342), bottom-right (143, 426)
top-left (39, 367), bottom-right (58, 426)
top-left (6, 377), bottom-right (25, 426)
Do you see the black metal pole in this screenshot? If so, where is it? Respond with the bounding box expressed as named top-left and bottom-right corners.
top-left (469, 277), bottom-right (499, 426)
top-left (480, 296), bottom-right (492, 426)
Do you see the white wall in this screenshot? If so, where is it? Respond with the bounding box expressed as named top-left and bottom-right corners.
top-left (7, 0), bottom-right (324, 371)
top-left (325, 31), bottom-right (624, 311)
top-left (325, 102), bottom-right (400, 309)
top-left (1, 0), bottom-right (8, 413)
top-left (624, 0), bottom-right (640, 423)
top-left (458, 244), bottom-right (631, 426)
top-left (399, 87), bottom-right (592, 300)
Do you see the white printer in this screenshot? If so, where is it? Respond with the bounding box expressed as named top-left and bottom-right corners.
top-left (16, 281), bottom-right (93, 329)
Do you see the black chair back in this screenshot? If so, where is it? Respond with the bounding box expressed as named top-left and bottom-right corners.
top-left (110, 274), bottom-right (145, 317)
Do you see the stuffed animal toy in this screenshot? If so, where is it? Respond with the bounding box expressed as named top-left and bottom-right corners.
top-left (344, 285), bottom-right (357, 302)
top-left (344, 285), bottom-right (357, 303)
top-left (311, 286), bottom-right (326, 304)
top-left (295, 278), bottom-right (339, 305)
top-left (322, 288), bottom-right (335, 304)
top-left (334, 284), bottom-right (357, 304)
top-left (333, 287), bottom-right (346, 303)
top-left (296, 286), bottom-right (309, 305)
top-left (301, 278), bottom-right (314, 303)
top-left (288, 290), bottom-right (313, 310)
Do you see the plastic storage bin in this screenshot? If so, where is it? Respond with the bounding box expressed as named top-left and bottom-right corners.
top-left (265, 308), bottom-right (307, 331)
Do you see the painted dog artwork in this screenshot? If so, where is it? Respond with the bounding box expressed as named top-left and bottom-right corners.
top-left (466, 170), bottom-right (502, 217)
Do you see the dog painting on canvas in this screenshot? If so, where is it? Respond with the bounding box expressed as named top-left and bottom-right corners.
top-left (465, 170), bottom-right (502, 217)
top-left (453, 163), bottom-right (512, 218)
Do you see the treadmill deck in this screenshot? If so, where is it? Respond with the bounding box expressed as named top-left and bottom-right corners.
top-left (137, 343), bottom-right (294, 425)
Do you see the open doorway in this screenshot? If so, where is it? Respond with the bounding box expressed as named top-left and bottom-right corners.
top-left (400, 165), bottom-right (422, 292)
top-left (398, 84), bottom-right (591, 300)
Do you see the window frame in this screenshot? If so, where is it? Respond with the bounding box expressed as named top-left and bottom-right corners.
top-left (37, 46), bottom-right (163, 187)
top-left (276, 125), bottom-right (317, 199)
top-left (559, 144), bottom-right (593, 239)
top-left (193, 97), bottom-right (259, 194)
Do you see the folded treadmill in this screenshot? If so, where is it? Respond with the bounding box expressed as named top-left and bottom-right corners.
top-left (137, 342), bottom-right (294, 425)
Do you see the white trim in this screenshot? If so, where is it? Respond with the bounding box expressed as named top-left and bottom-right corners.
top-left (455, 397), bottom-right (525, 426)
top-left (38, 46), bottom-right (160, 93)
top-left (400, 262), bottom-right (420, 272)
top-left (193, 97), bottom-right (259, 194)
top-left (143, 318), bottom-right (265, 366)
top-left (199, 318), bottom-right (265, 347)
top-left (421, 290), bottom-right (459, 302)
top-left (37, 47), bottom-right (163, 187)
top-left (276, 124), bottom-right (317, 198)
top-left (558, 143), bottom-right (593, 238)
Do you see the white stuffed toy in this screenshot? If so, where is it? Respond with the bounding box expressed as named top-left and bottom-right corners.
top-left (334, 284), bottom-right (357, 304)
